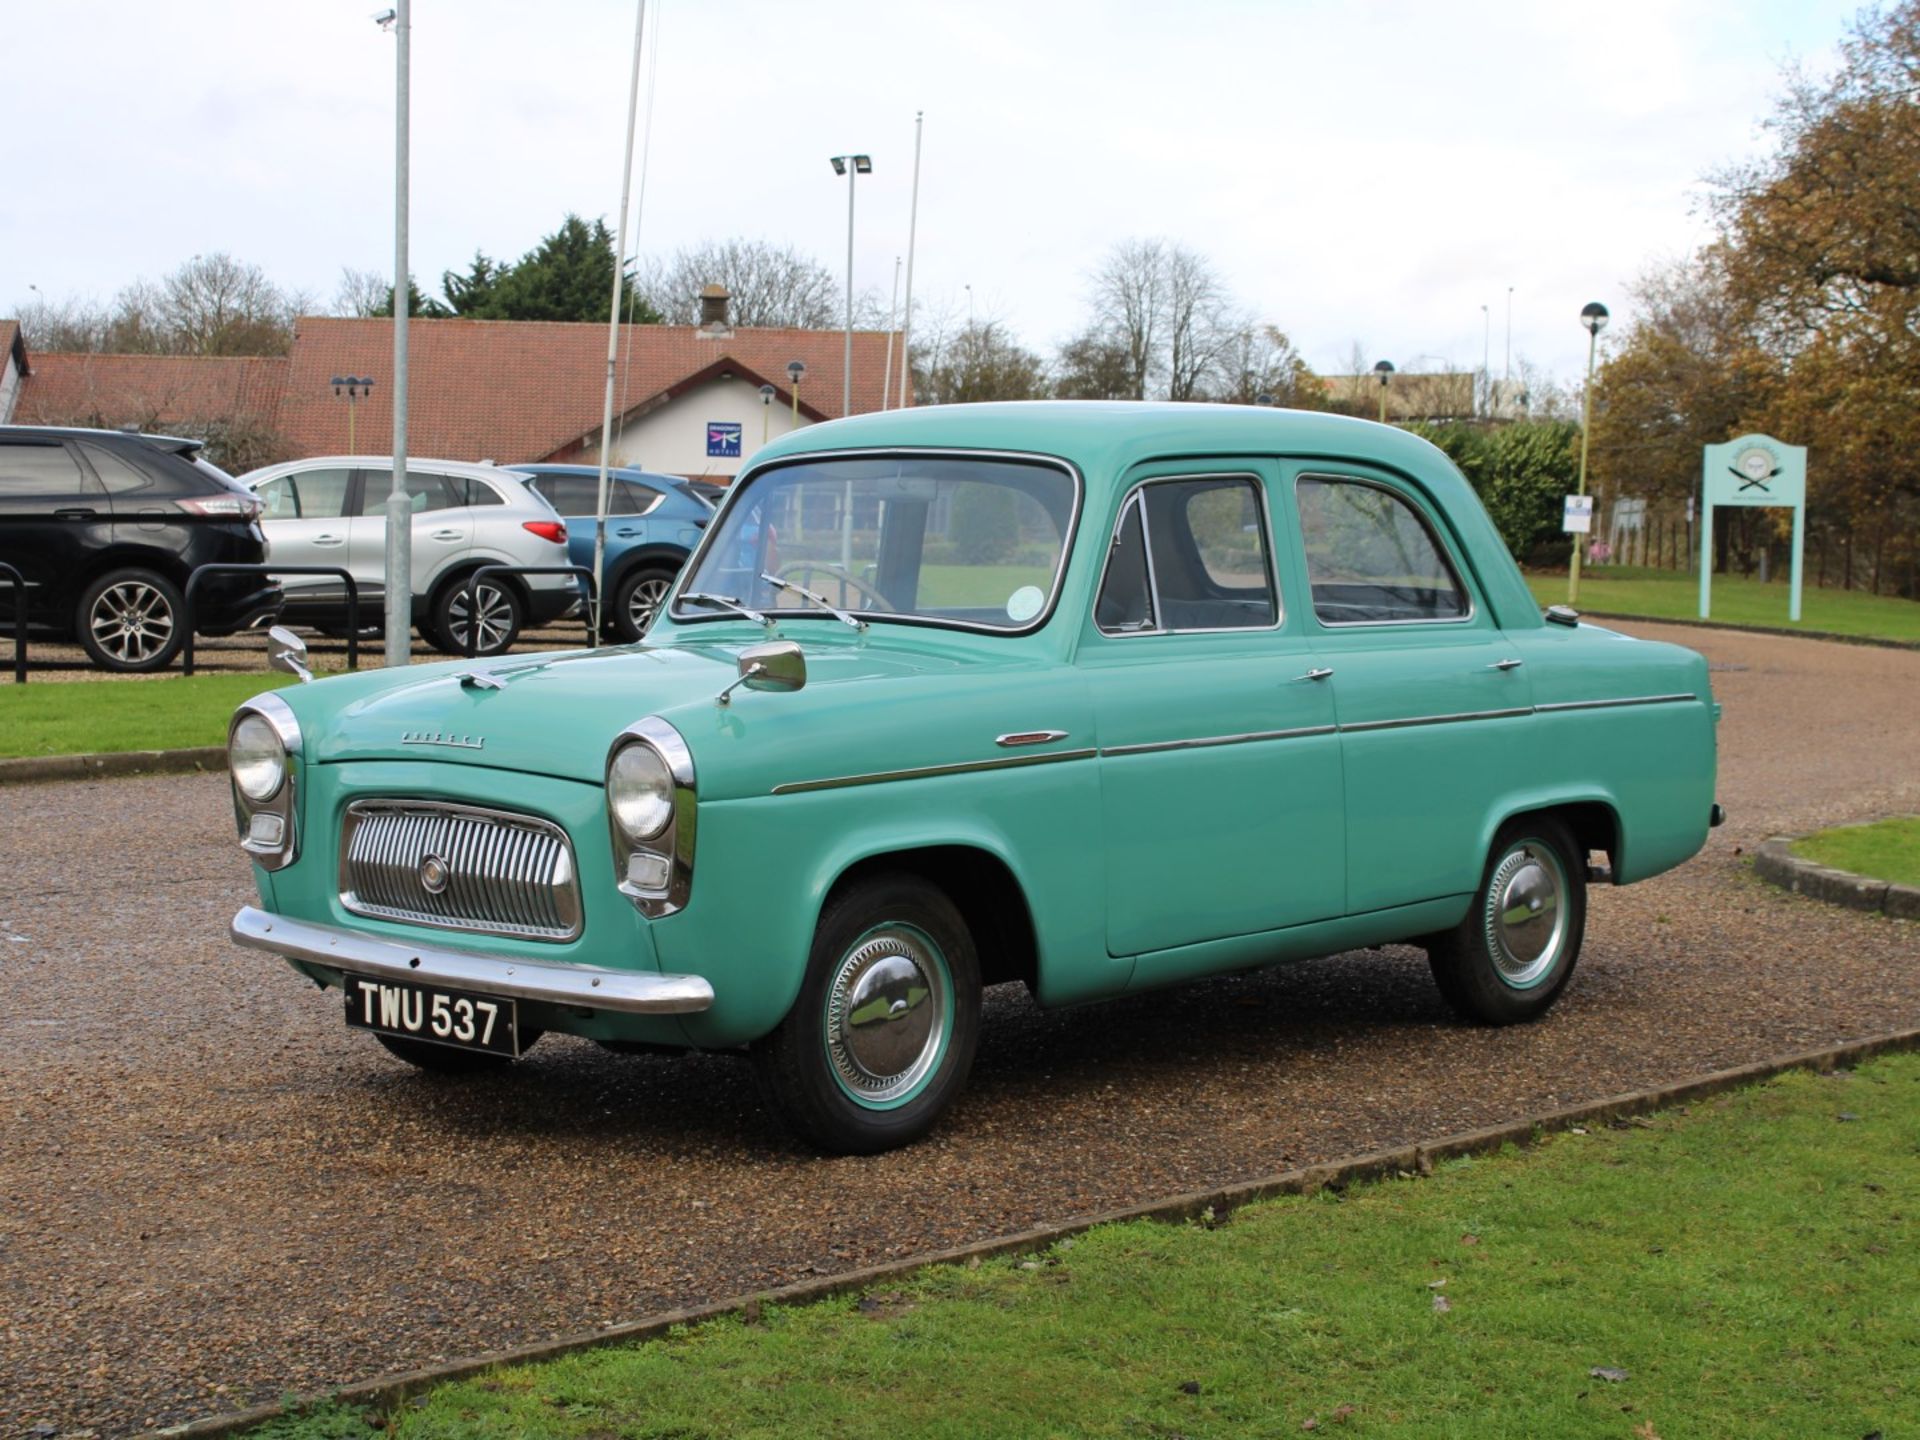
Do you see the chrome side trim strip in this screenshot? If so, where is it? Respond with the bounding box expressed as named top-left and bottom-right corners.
top-left (996, 730), bottom-right (1070, 748)
top-left (231, 905), bottom-right (714, 1015)
top-left (1340, 707), bottom-right (1534, 734)
top-left (768, 695), bottom-right (1703, 795)
top-left (1100, 724), bottom-right (1338, 758)
top-left (770, 747), bottom-right (1098, 795)
top-left (1533, 693), bottom-right (1698, 714)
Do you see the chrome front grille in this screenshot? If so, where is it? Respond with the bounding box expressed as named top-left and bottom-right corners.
top-left (339, 800), bottom-right (582, 942)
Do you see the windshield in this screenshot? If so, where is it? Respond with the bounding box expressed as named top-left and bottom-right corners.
top-left (673, 454), bottom-right (1078, 632)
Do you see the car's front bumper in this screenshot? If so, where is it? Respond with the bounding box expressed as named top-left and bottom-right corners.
top-left (230, 905), bottom-right (714, 1014)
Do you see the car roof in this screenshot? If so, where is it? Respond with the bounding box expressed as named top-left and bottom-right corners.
top-left (235, 455), bottom-right (534, 484)
top-left (514, 463), bottom-right (686, 485)
top-left (0, 424), bottom-right (205, 454)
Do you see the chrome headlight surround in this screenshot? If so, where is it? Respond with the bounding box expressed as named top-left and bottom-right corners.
top-left (607, 717), bottom-right (696, 918)
top-left (230, 693), bottom-right (302, 871)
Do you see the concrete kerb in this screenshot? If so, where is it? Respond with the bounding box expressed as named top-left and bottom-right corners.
top-left (0, 746), bottom-right (227, 786)
top-left (1755, 829), bottom-right (1920, 920)
top-left (155, 1024), bottom-right (1920, 1440)
top-left (1575, 608), bottom-right (1920, 651)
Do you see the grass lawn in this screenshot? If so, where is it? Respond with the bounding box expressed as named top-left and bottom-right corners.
top-left (1794, 816), bottom-right (1920, 889)
top-left (249, 1053), bottom-right (1919, 1440)
top-left (1523, 565), bottom-right (1920, 643)
top-left (0, 673), bottom-right (299, 758)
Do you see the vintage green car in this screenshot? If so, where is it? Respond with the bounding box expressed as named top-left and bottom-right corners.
top-left (228, 403), bottom-right (1720, 1152)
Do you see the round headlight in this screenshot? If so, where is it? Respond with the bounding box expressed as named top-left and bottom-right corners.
top-left (231, 712), bottom-right (287, 802)
top-left (609, 742), bottom-right (674, 840)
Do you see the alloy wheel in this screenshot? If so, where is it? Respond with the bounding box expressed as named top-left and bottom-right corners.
top-left (89, 580), bottom-right (175, 666)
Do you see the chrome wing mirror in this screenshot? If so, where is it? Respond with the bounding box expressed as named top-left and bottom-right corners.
top-left (267, 625), bottom-right (314, 683)
top-left (716, 640), bottom-right (806, 706)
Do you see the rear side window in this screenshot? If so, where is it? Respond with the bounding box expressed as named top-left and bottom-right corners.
top-left (78, 441), bottom-right (157, 495)
top-left (356, 469), bottom-right (461, 516)
top-left (1296, 476), bottom-right (1467, 624)
top-left (1096, 475), bottom-right (1277, 633)
top-left (0, 442), bottom-right (92, 497)
top-left (535, 474), bottom-right (644, 516)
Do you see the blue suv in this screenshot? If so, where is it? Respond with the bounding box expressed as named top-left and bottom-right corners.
top-left (514, 465), bottom-right (716, 640)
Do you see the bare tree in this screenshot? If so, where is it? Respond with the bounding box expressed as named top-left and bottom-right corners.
top-left (1215, 324), bottom-right (1327, 409)
top-left (1162, 248), bottom-right (1237, 401)
top-left (1088, 238), bottom-right (1167, 399)
top-left (155, 254), bottom-right (303, 355)
top-left (1053, 325), bottom-right (1135, 399)
top-left (11, 294), bottom-right (110, 352)
top-left (332, 267), bottom-right (390, 318)
top-left (637, 239), bottom-right (840, 328)
top-left (914, 318), bottom-right (1050, 405)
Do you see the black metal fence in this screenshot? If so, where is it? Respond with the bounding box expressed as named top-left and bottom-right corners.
top-left (0, 562), bottom-right (25, 684)
top-left (465, 565), bottom-right (597, 659)
top-left (183, 565), bottom-right (361, 677)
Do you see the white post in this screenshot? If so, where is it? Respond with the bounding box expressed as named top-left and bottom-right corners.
top-left (881, 256), bottom-right (901, 410)
top-left (383, 0), bottom-right (413, 670)
top-left (1699, 496), bottom-right (1712, 619)
top-left (592, 0), bottom-right (648, 642)
top-left (897, 111), bottom-right (923, 408)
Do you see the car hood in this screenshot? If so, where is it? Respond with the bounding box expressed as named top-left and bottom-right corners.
top-left (305, 631), bottom-right (1046, 787)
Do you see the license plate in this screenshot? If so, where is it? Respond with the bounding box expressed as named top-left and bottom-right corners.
top-left (342, 974), bottom-right (522, 1057)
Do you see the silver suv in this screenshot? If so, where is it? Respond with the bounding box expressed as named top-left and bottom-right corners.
top-left (239, 457), bottom-right (577, 655)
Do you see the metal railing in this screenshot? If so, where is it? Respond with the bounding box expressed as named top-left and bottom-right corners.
top-left (465, 565), bottom-right (597, 659)
top-left (0, 562), bottom-right (25, 684)
top-left (183, 565), bottom-right (361, 677)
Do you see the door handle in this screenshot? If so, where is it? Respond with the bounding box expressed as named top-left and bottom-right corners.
top-left (53, 507), bottom-right (98, 520)
top-left (314, 533), bottom-right (345, 545)
top-left (614, 527), bottom-right (639, 537)
top-left (1488, 658), bottom-right (1525, 671)
top-left (430, 528), bottom-right (463, 541)
top-left (1295, 667), bottom-right (1334, 682)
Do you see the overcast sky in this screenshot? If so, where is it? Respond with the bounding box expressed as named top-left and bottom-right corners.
top-left (1, 0), bottom-right (1857, 389)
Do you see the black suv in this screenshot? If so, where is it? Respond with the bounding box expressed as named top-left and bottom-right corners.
top-left (0, 427), bottom-right (283, 672)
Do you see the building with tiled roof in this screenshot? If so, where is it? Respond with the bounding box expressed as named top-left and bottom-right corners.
top-left (4, 298), bottom-right (907, 479)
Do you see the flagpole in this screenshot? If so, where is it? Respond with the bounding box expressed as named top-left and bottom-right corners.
top-left (896, 111), bottom-right (923, 407)
top-left (592, 0), bottom-right (647, 643)
top-left (880, 256), bottom-right (901, 410)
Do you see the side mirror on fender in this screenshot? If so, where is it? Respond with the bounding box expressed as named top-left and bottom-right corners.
top-left (267, 625), bottom-right (313, 683)
top-left (715, 639), bottom-right (806, 706)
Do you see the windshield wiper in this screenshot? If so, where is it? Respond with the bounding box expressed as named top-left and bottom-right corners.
top-left (680, 592), bottom-right (773, 627)
top-left (759, 572), bottom-right (868, 631)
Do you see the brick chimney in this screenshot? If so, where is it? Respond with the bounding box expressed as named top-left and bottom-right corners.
top-left (697, 284), bottom-right (733, 338)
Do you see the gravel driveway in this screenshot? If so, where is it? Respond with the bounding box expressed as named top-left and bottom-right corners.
top-left (3, 620), bottom-right (1917, 1436)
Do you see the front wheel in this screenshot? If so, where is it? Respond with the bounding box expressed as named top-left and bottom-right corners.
top-left (753, 873), bottom-right (981, 1154)
top-left (1426, 817), bottom-right (1586, 1025)
top-left (430, 576), bottom-right (524, 656)
top-left (611, 564), bottom-right (678, 642)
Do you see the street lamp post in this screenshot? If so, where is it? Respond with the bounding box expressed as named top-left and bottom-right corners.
top-left (1569, 301), bottom-right (1610, 606)
top-left (330, 375), bottom-right (375, 451)
top-left (1372, 359), bottom-right (1395, 424)
top-left (1480, 304), bottom-right (1490, 417)
top-left (829, 154), bottom-right (871, 418)
top-left (786, 359), bottom-right (806, 426)
top-left (759, 382), bottom-right (776, 445)
top-left (379, 0), bottom-right (412, 670)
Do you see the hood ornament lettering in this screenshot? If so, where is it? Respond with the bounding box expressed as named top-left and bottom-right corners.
top-left (402, 730), bottom-right (486, 750)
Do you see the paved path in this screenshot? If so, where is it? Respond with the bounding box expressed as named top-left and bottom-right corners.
top-left (2, 621), bottom-right (1917, 1436)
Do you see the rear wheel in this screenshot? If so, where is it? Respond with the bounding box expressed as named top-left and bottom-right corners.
top-left (77, 568), bottom-right (185, 672)
top-left (375, 1029), bottom-right (543, 1074)
top-left (1427, 817), bottom-right (1586, 1024)
top-left (430, 576), bottom-right (524, 656)
top-left (612, 564), bottom-right (678, 642)
top-left (753, 873), bottom-right (981, 1154)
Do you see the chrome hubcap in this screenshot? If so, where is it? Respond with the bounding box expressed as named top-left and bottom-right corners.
top-left (448, 584), bottom-right (514, 652)
top-left (90, 581), bottom-right (174, 663)
top-left (1484, 841), bottom-right (1567, 989)
top-left (825, 926), bottom-right (949, 1106)
top-left (628, 578), bottom-right (670, 634)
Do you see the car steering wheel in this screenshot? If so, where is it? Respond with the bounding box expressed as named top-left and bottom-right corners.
top-left (778, 562), bottom-right (892, 612)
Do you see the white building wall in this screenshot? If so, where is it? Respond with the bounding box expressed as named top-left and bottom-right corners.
top-left (0, 354), bottom-right (20, 424)
top-left (609, 374), bottom-right (808, 480)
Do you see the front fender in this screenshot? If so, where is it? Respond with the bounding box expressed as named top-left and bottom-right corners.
top-left (648, 755), bottom-right (1111, 1047)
